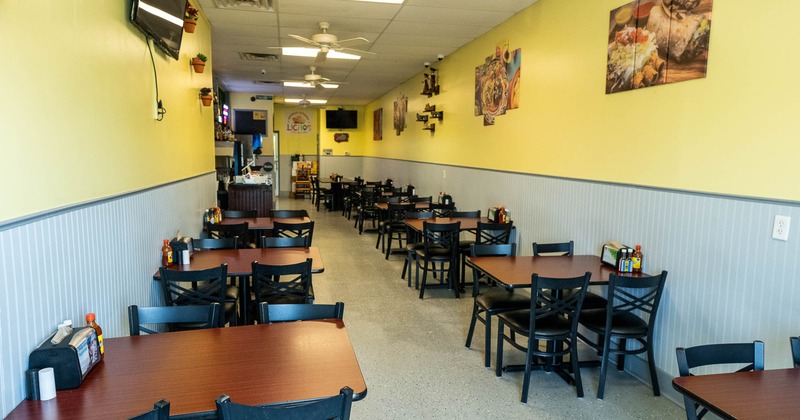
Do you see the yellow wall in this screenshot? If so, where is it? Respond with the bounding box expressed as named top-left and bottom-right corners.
top-left (274, 104), bottom-right (318, 156)
top-left (0, 1), bottom-right (215, 222)
top-left (358, 0), bottom-right (800, 202)
top-left (319, 106), bottom-right (368, 156)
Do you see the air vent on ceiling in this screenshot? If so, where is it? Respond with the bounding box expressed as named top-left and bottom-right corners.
top-left (212, 0), bottom-right (274, 11)
top-left (239, 52), bottom-right (279, 61)
top-left (254, 80), bottom-right (281, 85)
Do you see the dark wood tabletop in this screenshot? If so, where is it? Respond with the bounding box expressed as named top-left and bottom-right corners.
top-left (404, 217), bottom-right (491, 233)
top-left (155, 246), bottom-right (324, 277)
top-left (672, 368), bottom-right (800, 419)
top-left (467, 255), bottom-right (642, 287)
top-left (7, 321), bottom-right (367, 419)
top-left (217, 216), bottom-right (311, 230)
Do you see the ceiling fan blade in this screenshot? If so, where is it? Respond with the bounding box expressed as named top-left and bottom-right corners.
top-left (315, 49), bottom-right (327, 62)
top-left (339, 47), bottom-right (376, 55)
top-left (335, 37), bottom-right (370, 44)
top-left (288, 34), bottom-right (317, 46)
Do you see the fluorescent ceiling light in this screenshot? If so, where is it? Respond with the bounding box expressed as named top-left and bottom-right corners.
top-left (351, 0), bottom-right (404, 4)
top-left (281, 48), bottom-right (361, 60)
top-left (283, 82), bottom-right (339, 89)
top-left (285, 98), bottom-right (327, 104)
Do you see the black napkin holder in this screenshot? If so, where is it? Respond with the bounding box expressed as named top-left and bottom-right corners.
top-left (29, 327), bottom-right (100, 390)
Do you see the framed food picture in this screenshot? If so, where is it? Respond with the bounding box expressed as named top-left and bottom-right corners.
top-left (606, 0), bottom-right (712, 94)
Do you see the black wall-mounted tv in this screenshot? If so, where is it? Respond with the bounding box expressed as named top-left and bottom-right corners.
top-left (130, 0), bottom-right (187, 60)
top-left (325, 109), bottom-right (358, 130)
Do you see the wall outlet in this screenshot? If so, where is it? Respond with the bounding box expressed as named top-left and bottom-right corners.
top-left (442, 170), bottom-right (446, 179)
top-left (772, 215), bottom-right (790, 241)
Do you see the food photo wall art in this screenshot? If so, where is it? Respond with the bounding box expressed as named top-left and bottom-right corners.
top-left (606, 0), bottom-right (712, 94)
top-left (475, 39), bottom-right (521, 126)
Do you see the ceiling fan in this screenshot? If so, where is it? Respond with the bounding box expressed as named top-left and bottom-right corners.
top-left (288, 21), bottom-right (375, 62)
top-left (284, 66), bottom-right (344, 89)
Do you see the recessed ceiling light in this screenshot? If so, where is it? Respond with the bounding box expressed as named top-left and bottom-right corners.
top-left (281, 47), bottom-right (360, 60)
top-left (285, 98), bottom-right (327, 104)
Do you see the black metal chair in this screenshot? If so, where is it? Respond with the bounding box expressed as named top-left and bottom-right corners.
top-left (205, 221), bottom-right (251, 248)
top-left (429, 203), bottom-right (455, 217)
top-left (128, 399), bottom-right (170, 420)
top-left (270, 209), bottom-right (309, 218)
top-left (676, 341), bottom-right (765, 420)
top-left (216, 386), bottom-right (353, 420)
top-left (416, 221), bottom-right (461, 299)
top-left (532, 241), bottom-right (607, 311)
top-left (158, 264), bottom-right (238, 328)
top-left (791, 336), bottom-right (800, 368)
top-left (192, 237), bottom-right (238, 251)
top-left (259, 302), bottom-right (345, 323)
top-left (460, 222), bottom-right (514, 287)
top-left (259, 236), bottom-right (308, 248)
top-left (251, 259), bottom-right (314, 320)
top-left (577, 270), bottom-right (668, 399)
top-left (496, 271), bottom-right (592, 402)
top-left (223, 209), bottom-right (257, 218)
top-left (465, 243), bottom-right (529, 368)
top-left (402, 211), bottom-right (433, 285)
top-left (273, 220), bottom-right (315, 246)
top-left (313, 177), bottom-right (333, 211)
top-left (378, 202), bottom-right (415, 259)
top-left (128, 304), bottom-right (220, 335)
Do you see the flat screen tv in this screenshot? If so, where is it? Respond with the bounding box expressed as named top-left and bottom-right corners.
top-left (130, 0), bottom-right (187, 60)
top-left (325, 109), bottom-right (358, 130)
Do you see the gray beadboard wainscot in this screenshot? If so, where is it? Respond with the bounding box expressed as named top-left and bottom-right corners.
top-left (0, 173), bottom-right (217, 415)
top-left (321, 154), bottom-right (800, 401)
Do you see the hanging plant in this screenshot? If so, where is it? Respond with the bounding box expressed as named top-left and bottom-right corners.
top-left (199, 87), bottom-right (213, 107)
top-left (191, 53), bottom-right (207, 73)
top-left (184, 5), bottom-right (199, 33)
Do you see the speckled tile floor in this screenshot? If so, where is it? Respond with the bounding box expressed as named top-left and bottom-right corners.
top-left (276, 197), bottom-right (684, 419)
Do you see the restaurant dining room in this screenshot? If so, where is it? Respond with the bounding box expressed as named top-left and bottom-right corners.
top-left (2, 0), bottom-right (800, 419)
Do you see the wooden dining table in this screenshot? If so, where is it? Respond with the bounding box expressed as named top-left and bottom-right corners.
top-left (217, 216), bottom-right (311, 231)
top-left (404, 216), bottom-right (492, 233)
top-left (672, 368), bottom-right (800, 419)
top-left (154, 247), bottom-right (324, 324)
top-left (466, 254), bottom-right (643, 288)
top-left (7, 321), bottom-right (367, 419)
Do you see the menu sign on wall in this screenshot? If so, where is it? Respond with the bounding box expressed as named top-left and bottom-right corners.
top-left (286, 111), bottom-right (312, 134)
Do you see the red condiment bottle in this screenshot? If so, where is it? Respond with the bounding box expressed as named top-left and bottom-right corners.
top-left (161, 239), bottom-right (173, 267)
top-left (86, 313), bottom-right (104, 360)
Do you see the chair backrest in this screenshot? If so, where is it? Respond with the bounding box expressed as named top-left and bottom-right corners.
top-left (530, 272), bottom-right (592, 340)
top-left (452, 210), bottom-right (481, 218)
top-left (259, 236), bottom-right (308, 248)
top-left (405, 211), bottom-right (433, 220)
top-left (251, 259), bottom-right (313, 305)
top-left (429, 203), bottom-right (455, 217)
top-left (205, 222), bottom-right (249, 248)
top-left (605, 271), bottom-right (668, 336)
top-left (422, 221), bottom-right (461, 256)
top-left (532, 241), bottom-right (574, 256)
top-left (158, 264), bottom-right (229, 311)
top-left (129, 399), bottom-right (170, 420)
top-left (675, 340), bottom-right (765, 420)
top-left (476, 222), bottom-right (513, 245)
top-left (128, 304), bottom-right (220, 335)
top-left (273, 220), bottom-right (315, 246)
top-left (412, 196), bottom-right (432, 203)
top-left (259, 302), bottom-right (345, 323)
top-left (270, 209), bottom-right (309, 218)
top-left (216, 386), bottom-right (353, 420)
top-left (791, 337), bottom-right (800, 368)
top-left (192, 237), bottom-right (238, 250)
top-left (223, 209), bottom-right (257, 218)
top-left (387, 203), bottom-right (415, 222)
top-left (469, 243), bottom-right (515, 258)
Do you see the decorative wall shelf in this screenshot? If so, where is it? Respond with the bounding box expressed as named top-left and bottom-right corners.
top-left (421, 67), bottom-right (440, 97)
top-left (416, 103), bottom-right (442, 132)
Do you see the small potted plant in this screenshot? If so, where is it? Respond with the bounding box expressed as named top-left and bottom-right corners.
top-left (191, 53), bottom-right (207, 73)
top-left (184, 4), bottom-right (199, 33)
top-left (199, 87), bottom-right (213, 107)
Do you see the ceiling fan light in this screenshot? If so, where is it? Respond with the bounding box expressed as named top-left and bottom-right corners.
top-left (283, 81), bottom-right (313, 88)
top-left (285, 98), bottom-right (327, 104)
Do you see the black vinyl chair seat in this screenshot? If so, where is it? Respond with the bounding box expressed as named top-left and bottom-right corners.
top-left (578, 309), bottom-right (648, 335)
top-left (499, 309), bottom-right (572, 338)
top-left (473, 290), bottom-right (529, 313)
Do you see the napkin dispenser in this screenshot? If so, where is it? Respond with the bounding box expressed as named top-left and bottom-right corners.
top-left (170, 236), bottom-right (193, 264)
top-left (29, 327), bottom-right (101, 390)
top-left (600, 241), bottom-right (629, 267)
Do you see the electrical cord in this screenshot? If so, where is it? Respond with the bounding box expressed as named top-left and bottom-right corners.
top-left (146, 39), bottom-right (167, 121)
